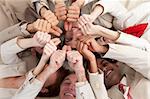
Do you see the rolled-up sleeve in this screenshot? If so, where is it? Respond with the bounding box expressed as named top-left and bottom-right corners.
top-left (13, 70), bottom-right (43, 99)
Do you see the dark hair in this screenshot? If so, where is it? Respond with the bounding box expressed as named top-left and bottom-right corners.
top-left (38, 67), bottom-right (71, 97)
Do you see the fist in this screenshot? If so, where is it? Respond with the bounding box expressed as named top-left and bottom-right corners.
top-left (49, 50), bottom-right (66, 73)
top-left (41, 9), bottom-right (59, 26)
top-left (33, 31), bottom-right (51, 47)
top-left (67, 3), bottom-right (80, 22)
top-left (67, 51), bottom-right (84, 72)
top-left (55, 2), bottom-right (67, 20)
top-left (27, 19), bottom-right (51, 33)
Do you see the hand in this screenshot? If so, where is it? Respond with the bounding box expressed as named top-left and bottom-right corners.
top-left (32, 31), bottom-right (51, 47)
top-left (67, 2), bottom-right (80, 22)
top-left (40, 8), bottom-right (59, 26)
top-left (76, 42), bottom-right (98, 73)
top-left (67, 50), bottom-right (84, 73)
top-left (33, 38), bottom-right (60, 75)
top-left (76, 41), bottom-right (95, 61)
top-left (78, 36), bottom-right (102, 53)
top-left (77, 14), bottom-right (95, 28)
top-left (27, 19), bottom-right (51, 33)
top-left (79, 22), bottom-right (102, 35)
top-left (62, 45), bottom-right (72, 51)
top-left (64, 21), bottom-right (73, 31)
top-left (42, 38), bottom-right (61, 60)
top-left (55, 2), bottom-right (67, 20)
top-left (49, 26), bottom-right (63, 36)
top-left (49, 49), bottom-right (66, 74)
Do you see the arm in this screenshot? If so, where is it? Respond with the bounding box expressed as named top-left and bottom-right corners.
top-left (12, 41), bottom-right (59, 98)
top-left (81, 23), bottom-right (150, 52)
top-left (103, 43), bottom-right (150, 80)
top-left (97, 27), bottom-right (150, 52)
top-left (78, 35), bottom-right (150, 79)
top-left (67, 50), bottom-right (95, 99)
top-left (77, 42), bottom-right (109, 99)
top-left (0, 32), bottom-right (51, 64)
top-left (0, 22), bottom-right (30, 44)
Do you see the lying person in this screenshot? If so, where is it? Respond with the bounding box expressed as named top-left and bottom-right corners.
top-left (76, 36), bottom-right (150, 99)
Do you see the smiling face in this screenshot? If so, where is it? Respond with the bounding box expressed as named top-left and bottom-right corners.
top-left (96, 58), bottom-right (123, 89)
top-left (59, 73), bottom-right (77, 99)
top-left (65, 28), bottom-right (82, 48)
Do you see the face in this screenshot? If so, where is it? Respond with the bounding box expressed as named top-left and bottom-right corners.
top-left (59, 74), bottom-right (77, 99)
top-left (65, 28), bottom-right (82, 48)
top-left (96, 58), bottom-right (123, 89)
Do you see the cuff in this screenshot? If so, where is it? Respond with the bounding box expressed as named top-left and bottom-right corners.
top-left (116, 30), bottom-right (129, 44)
top-left (92, 1), bottom-right (106, 15)
top-left (20, 23), bottom-right (30, 36)
top-left (103, 43), bottom-right (115, 59)
top-left (35, 2), bottom-right (45, 15)
top-left (76, 81), bottom-right (89, 87)
top-left (15, 70), bottom-right (43, 97)
top-left (1, 37), bottom-right (25, 54)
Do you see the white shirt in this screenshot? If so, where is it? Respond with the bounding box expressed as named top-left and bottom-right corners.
top-left (0, 37), bottom-right (43, 99)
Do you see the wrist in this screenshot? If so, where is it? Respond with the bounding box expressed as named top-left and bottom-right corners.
top-left (26, 23), bottom-right (35, 33)
top-left (98, 45), bottom-right (109, 54)
top-left (30, 38), bottom-right (41, 47)
top-left (89, 59), bottom-right (98, 73)
top-left (76, 70), bottom-right (87, 82)
top-left (74, 0), bottom-right (84, 8)
top-left (40, 6), bottom-right (48, 17)
top-left (91, 5), bottom-right (103, 20)
top-left (55, 0), bottom-right (64, 4)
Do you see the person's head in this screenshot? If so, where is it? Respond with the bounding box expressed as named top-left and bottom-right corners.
top-left (65, 27), bottom-right (83, 48)
top-left (38, 67), bottom-right (70, 97)
top-left (59, 73), bottom-right (77, 99)
top-left (96, 58), bottom-right (124, 89)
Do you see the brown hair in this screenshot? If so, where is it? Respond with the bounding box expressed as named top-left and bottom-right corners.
top-left (38, 67), bottom-right (71, 97)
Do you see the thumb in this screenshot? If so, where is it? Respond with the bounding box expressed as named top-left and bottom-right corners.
top-left (64, 21), bottom-right (69, 31)
top-left (51, 38), bottom-right (61, 46)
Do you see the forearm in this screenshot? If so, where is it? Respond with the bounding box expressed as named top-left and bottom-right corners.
top-left (97, 26), bottom-right (120, 41)
top-left (33, 55), bottom-right (49, 76)
top-left (36, 67), bottom-right (53, 83)
top-left (76, 69), bottom-right (87, 82)
top-left (75, 0), bottom-right (85, 7)
top-left (90, 5), bottom-right (103, 20)
top-left (17, 38), bottom-right (37, 49)
top-left (89, 58), bottom-right (98, 73)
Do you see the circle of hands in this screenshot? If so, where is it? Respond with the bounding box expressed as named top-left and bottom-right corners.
top-left (31, 1), bottom-right (107, 75)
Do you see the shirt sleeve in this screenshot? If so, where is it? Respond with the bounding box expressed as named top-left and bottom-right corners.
top-left (76, 81), bottom-right (95, 99)
top-left (33, 0), bottom-right (50, 15)
top-left (116, 31), bottom-right (150, 52)
top-left (12, 70), bottom-right (43, 99)
top-left (103, 43), bottom-right (150, 80)
top-left (92, 0), bottom-right (127, 19)
top-left (20, 23), bottom-right (31, 36)
top-left (0, 37), bottom-right (25, 64)
top-left (88, 70), bottom-right (109, 99)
